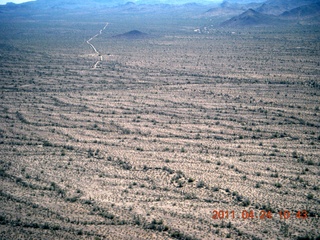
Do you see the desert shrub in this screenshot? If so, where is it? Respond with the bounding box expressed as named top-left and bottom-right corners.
top-left (43, 140), bottom-right (53, 147)
top-left (242, 198), bottom-right (250, 207)
top-left (184, 192), bottom-right (196, 200)
top-left (133, 216), bottom-right (141, 225)
top-left (306, 160), bottom-right (315, 166)
top-left (307, 193), bottom-right (314, 200)
top-left (162, 166), bottom-right (174, 174)
top-left (170, 230), bottom-right (198, 240)
top-left (83, 199), bottom-right (93, 205)
top-left (99, 211), bottom-right (114, 220)
top-left (0, 168), bottom-right (7, 177)
top-left (261, 202), bottom-right (274, 212)
top-left (118, 160), bottom-right (132, 170)
top-left (275, 182), bottom-right (282, 188)
top-left (296, 236), bottom-right (313, 240)
top-left (188, 178), bottom-right (194, 183)
top-left (145, 219), bottom-right (168, 232)
top-left (66, 196), bottom-right (78, 203)
top-left (212, 186), bottom-right (219, 192)
top-left (196, 180), bottom-right (205, 188)
top-left (292, 151), bottom-right (298, 159)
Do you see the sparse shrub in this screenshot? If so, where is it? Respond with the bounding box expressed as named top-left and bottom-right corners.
top-left (118, 160), bottom-right (132, 170)
top-left (226, 221), bottom-right (232, 228)
top-left (275, 182), bottom-right (282, 188)
top-left (42, 222), bottom-right (50, 229)
top-left (50, 182), bottom-right (57, 191)
top-left (133, 216), bottom-right (141, 225)
top-left (0, 168), bottom-right (6, 177)
top-left (188, 178), bottom-right (194, 183)
top-left (83, 199), bottom-right (93, 205)
top-left (196, 180), bottom-right (205, 188)
top-left (271, 172), bottom-right (279, 178)
top-left (292, 151), bottom-right (298, 159)
top-left (306, 160), bottom-right (315, 166)
top-left (43, 140), bottom-right (52, 147)
top-left (170, 230), bottom-right (197, 240)
top-left (162, 166), bottom-right (174, 174)
top-left (61, 150), bottom-right (66, 156)
top-left (87, 148), bottom-right (94, 158)
top-left (307, 193), bottom-right (314, 200)
top-left (177, 180), bottom-right (183, 188)
top-left (143, 165), bottom-right (148, 171)
top-left (99, 211), bottom-right (114, 220)
top-left (296, 236), bottom-right (313, 240)
top-left (184, 192), bottom-right (196, 200)
top-left (212, 186), bottom-right (219, 192)
top-left (67, 196), bottom-right (78, 203)
top-left (242, 198), bottom-right (250, 207)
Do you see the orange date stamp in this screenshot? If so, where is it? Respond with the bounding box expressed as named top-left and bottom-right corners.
top-left (212, 210), bottom-right (308, 220)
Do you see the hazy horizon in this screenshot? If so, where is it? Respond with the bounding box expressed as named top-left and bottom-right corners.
top-left (0, 0), bottom-right (223, 6)
top-left (0, 0), bottom-right (35, 4)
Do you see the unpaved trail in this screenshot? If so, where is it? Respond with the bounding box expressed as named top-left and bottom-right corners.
top-left (86, 23), bottom-right (108, 69)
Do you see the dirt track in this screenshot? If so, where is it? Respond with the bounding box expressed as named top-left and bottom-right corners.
top-left (86, 22), bottom-right (108, 69)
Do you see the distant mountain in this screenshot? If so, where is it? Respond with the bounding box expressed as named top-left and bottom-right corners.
top-left (280, 2), bottom-right (320, 19)
top-left (219, 0), bottom-right (320, 27)
top-left (0, 0), bottom-right (217, 8)
top-left (0, 1), bottom-right (213, 24)
top-left (256, 0), bottom-right (319, 15)
top-left (222, 0), bottom-right (265, 3)
top-left (134, 0), bottom-right (214, 4)
top-left (220, 8), bottom-right (280, 27)
top-left (204, 1), bottom-right (261, 17)
top-left (35, 0), bottom-right (128, 8)
top-left (112, 30), bottom-right (150, 39)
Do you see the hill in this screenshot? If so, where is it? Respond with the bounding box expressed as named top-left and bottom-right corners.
top-left (256, 0), bottom-right (319, 15)
top-left (281, 2), bottom-right (320, 20)
top-left (220, 8), bottom-right (280, 27)
top-left (203, 1), bottom-right (261, 17)
top-left (112, 30), bottom-right (150, 39)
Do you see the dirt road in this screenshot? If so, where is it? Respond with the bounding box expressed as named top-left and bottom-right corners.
top-left (86, 23), bottom-right (108, 69)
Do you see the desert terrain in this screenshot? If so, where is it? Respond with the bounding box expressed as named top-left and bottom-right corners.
top-left (0, 3), bottom-right (319, 239)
